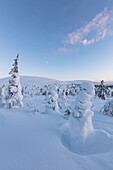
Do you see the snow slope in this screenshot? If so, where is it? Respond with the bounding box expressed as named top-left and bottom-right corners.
top-left (0, 76), bottom-right (65, 87)
top-left (0, 98), bottom-right (113, 170)
top-left (66, 80), bottom-right (100, 85)
top-left (1, 76), bottom-right (113, 87)
top-left (66, 80), bottom-right (113, 86)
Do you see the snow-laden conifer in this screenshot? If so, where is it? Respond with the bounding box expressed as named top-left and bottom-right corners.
top-left (96, 80), bottom-right (107, 100)
top-left (101, 99), bottom-right (113, 116)
top-left (6, 54), bottom-right (23, 108)
top-left (0, 85), bottom-right (5, 105)
top-left (58, 88), bottom-right (66, 110)
top-left (69, 82), bottom-right (95, 141)
top-left (45, 84), bottom-right (59, 112)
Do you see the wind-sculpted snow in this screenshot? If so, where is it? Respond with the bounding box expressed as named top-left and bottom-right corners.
top-left (0, 99), bottom-right (113, 170)
top-left (60, 82), bottom-right (113, 160)
top-left (0, 77), bottom-right (113, 169)
top-left (0, 94), bottom-right (113, 169)
top-left (61, 125), bottom-right (113, 155)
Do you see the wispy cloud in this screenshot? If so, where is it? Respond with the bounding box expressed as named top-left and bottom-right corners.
top-left (60, 7), bottom-right (113, 51)
top-left (58, 47), bottom-right (68, 53)
top-left (58, 47), bottom-right (78, 53)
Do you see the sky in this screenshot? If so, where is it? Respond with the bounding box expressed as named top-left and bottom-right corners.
top-left (0, 0), bottom-right (113, 81)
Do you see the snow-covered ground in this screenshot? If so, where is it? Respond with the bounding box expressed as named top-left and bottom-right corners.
top-left (0, 76), bottom-right (113, 87)
top-left (0, 97), bottom-right (113, 170)
top-left (0, 76), bottom-right (113, 170)
top-left (0, 76), bottom-right (65, 87)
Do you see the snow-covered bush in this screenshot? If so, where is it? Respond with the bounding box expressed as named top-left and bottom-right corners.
top-left (101, 99), bottom-right (113, 116)
top-left (25, 100), bottom-right (39, 113)
top-left (36, 87), bottom-right (40, 96)
top-left (6, 54), bottom-right (23, 108)
top-left (58, 88), bottom-right (66, 110)
top-left (69, 88), bottom-right (76, 96)
top-left (69, 82), bottom-right (95, 141)
top-left (45, 85), bottom-right (59, 113)
top-left (110, 88), bottom-right (113, 97)
top-left (0, 85), bottom-right (6, 105)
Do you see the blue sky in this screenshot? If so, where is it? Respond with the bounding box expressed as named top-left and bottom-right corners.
top-left (0, 0), bottom-right (113, 81)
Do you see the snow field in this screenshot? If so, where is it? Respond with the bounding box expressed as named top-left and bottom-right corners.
top-left (0, 97), bottom-right (113, 170)
top-left (0, 77), bottom-right (113, 170)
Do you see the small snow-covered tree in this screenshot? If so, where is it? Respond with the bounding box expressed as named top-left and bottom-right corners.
top-left (101, 99), bottom-right (113, 116)
top-left (36, 87), bottom-right (40, 96)
top-left (58, 88), bottom-right (66, 110)
top-left (69, 82), bottom-right (95, 141)
top-left (45, 85), bottom-right (59, 112)
top-left (6, 54), bottom-right (23, 108)
top-left (69, 88), bottom-right (76, 96)
top-left (0, 85), bottom-right (5, 104)
top-left (96, 80), bottom-right (107, 100)
top-left (42, 85), bottom-right (48, 95)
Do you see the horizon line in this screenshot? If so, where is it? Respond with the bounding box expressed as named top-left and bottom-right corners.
top-left (0, 74), bottom-right (113, 83)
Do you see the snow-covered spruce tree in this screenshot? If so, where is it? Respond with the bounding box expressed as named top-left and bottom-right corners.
top-left (96, 80), bottom-right (107, 100)
top-left (69, 88), bottom-right (76, 96)
top-left (101, 99), bottom-right (113, 116)
top-left (45, 84), bottom-right (59, 113)
top-left (0, 85), bottom-right (5, 105)
top-left (58, 88), bottom-right (66, 110)
top-left (6, 54), bottom-right (23, 108)
top-left (69, 82), bottom-right (95, 141)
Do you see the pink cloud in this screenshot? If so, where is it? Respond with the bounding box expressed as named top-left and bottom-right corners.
top-left (58, 47), bottom-right (78, 53)
top-left (87, 39), bottom-right (95, 45)
top-left (83, 39), bottom-right (87, 45)
top-left (58, 47), bottom-right (68, 53)
top-left (63, 7), bottom-right (113, 47)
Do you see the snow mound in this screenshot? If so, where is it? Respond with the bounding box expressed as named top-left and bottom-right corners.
top-left (61, 124), bottom-right (113, 155)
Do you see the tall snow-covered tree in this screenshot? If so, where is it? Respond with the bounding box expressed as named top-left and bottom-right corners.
top-left (69, 82), bottom-right (95, 142)
top-left (6, 54), bottom-right (23, 108)
top-left (45, 84), bottom-right (59, 113)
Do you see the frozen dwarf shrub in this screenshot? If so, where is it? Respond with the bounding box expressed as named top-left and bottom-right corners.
top-left (6, 54), bottom-right (23, 108)
top-left (69, 82), bottom-right (95, 141)
top-left (45, 85), bottom-right (59, 113)
top-left (101, 99), bottom-right (113, 116)
top-left (58, 88), bottom-right (66, 110)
